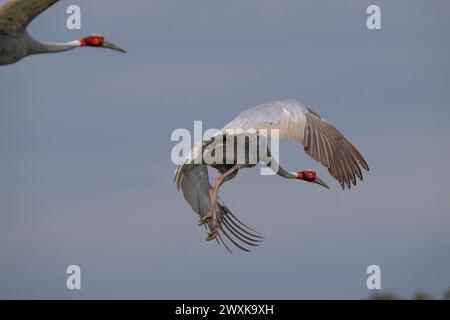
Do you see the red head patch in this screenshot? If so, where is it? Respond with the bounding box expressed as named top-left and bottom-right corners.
top-left (80, 34), bottom-right (104, 47)
top-left (297, 170), bottom-right (316, 181)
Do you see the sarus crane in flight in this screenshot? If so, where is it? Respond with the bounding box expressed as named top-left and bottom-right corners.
top-left (0, 0), bottom-right (125, 66)
top-left (174, 100), bottom-right (369, 252)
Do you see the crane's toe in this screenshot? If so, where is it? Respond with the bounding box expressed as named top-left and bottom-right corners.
top-left (198, 209), bottom-right (214, 225)
top-left (206, 229), bottom-right (218, 241)
top-left (198, 216), bottom-right (211, 225)
top-left (205, 208), bottom-right (219, 241)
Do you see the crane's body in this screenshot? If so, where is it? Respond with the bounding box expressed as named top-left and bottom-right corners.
top-left (0, 0), bottom-right (125, 66)
top-left (0, 31), bottom-right (30, 65)
top-left (174, 99), bottom-right (369, 252)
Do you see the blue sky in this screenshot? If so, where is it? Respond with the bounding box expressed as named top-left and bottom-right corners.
top-left (0, 0), bottom-right (449, 299)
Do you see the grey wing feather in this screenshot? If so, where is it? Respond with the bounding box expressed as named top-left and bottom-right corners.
top-left (177, 164), bottom-right (264, 253)
top-left (221, 99), bottom-right (369, 189)
top-left (179, 165), bottom-right (212, 217)
top-left (0, 0), bottom-right (59, 34)
top-left (303, 108), bottom-right (369, 189)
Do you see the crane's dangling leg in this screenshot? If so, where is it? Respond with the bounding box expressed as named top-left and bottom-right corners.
top-left (200, 165), bottom-right (239, 241)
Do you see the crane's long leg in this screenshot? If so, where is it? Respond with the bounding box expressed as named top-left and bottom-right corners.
top-left (199, 165), bottom-right (239, 241)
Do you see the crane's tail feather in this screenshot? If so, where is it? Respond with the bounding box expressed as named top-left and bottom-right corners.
top-left (210, 201), bottom-right (264, 253)
top-left (222, 213), bottom-right (264, 242)
top-left (218, 225), bottom-right (252, 252)
top-left (221, 218), bottom-right (260, 247)
top-left (225, 209), bottom-right (265, 238)
top-left (216, 232), bottom-right (233, 254)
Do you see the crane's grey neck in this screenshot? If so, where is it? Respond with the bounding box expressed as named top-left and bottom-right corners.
top-left (269, 162), bottom-right (297, 179)
top-left (277, 166), bottom-right (298, 179)
top-left (28, 37), bottom-right (80, 55)
top-left (264, 156), bottom-right (297, 179)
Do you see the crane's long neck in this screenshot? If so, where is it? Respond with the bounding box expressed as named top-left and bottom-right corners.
top-left (275, 164), bottom-right (298, 179)
top-left (264, 155), bottom-right (298, 179)
top-left (28, 39), bottom-right (81, 55)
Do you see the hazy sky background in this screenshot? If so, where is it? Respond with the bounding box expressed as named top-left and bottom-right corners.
top-left (1, 0), bottom-right (449, 299)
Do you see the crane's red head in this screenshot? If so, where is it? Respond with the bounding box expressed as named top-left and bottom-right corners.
top-left (297, 170), bottom-right (316, 181)
top-left (82, 34), bottom-right (104, 46)
top-left (79, 34), bottom-right (126, 53)
top-left (296, 170), bottom-right (330, 189)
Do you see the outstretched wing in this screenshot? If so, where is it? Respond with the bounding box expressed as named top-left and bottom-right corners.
top-left (221, 99), bottom-right (369, 189)
top-left (0, 0), bottom-right (59, 35)
top-left (176, 164), bottom-right (264, 253)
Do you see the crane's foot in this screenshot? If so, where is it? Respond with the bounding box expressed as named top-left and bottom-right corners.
top-left (204, 185), bottom-right (221, 241)
top-left (199, 187), bottom-right (218, 226)
top-left (198, 215), bottom-right (211, 226)
top-left (205, 208), bottom-right (218, 241)
top-left (206, 227), bottom-right (218, 241)
top-left (198, 205), bottom-right (215, 225)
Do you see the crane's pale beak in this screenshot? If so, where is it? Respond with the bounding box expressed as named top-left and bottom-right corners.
top-left (102, 40), bottom-right (126, 53)
top-left (314, 177), bottom-right (330, 189)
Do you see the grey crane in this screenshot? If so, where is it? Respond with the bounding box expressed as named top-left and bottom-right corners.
top-left (0, 0), bottom-right (125, 66)
top-left (174, 99), bottom-right (369, 252)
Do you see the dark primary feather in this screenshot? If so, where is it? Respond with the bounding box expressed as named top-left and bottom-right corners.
top-left (303, 107), bottom-right (369, 189)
